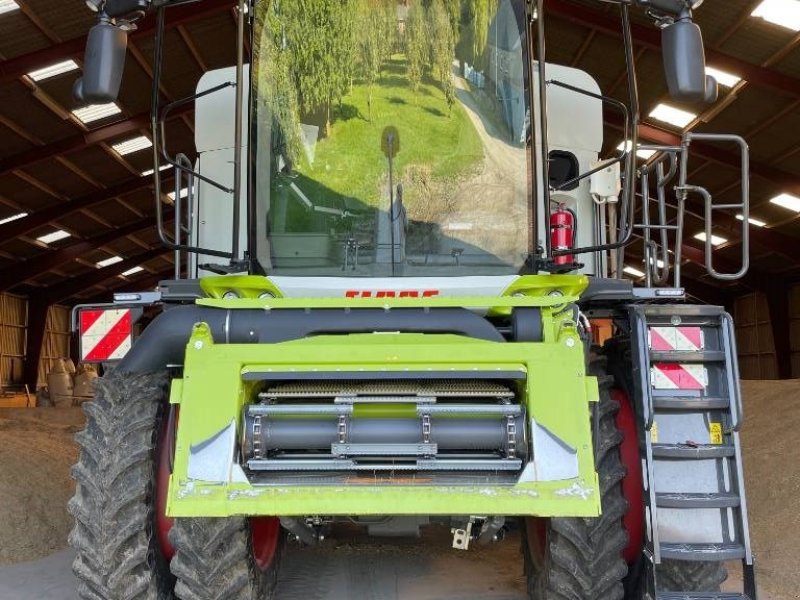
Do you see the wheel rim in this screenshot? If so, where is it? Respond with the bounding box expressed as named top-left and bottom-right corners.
top-left (524, 517), bottom-right (549, 570)
top-left (155, 405), bottom-right (177, 560)
top-left (250, 517), bottom-right (281, 571)
top-left (612, 387), bottom-right (644, 564)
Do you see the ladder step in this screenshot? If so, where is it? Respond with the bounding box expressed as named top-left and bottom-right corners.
top-left (660, 542), bottom-right (746, 561)
top-left (652, 396), bottom-right (729, 410)
top-left (650, 351), bottom-right (726, 363)
top-left (652, 443), bottom-right (736, 459)
top-left (657, 593), bottom-right (750, 600)
top-left (656, 492), bottom-right (740, 509)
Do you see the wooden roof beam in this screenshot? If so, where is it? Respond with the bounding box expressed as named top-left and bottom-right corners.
top-left (0, 208), bottom-right (174, 292)
top-left (0, 104), bottom-right (192, 178)
top-left (0, 0), bottom-right (234, 85)
top-left (605, 113), bottom-right (800, 197)
top-left (42, 247), bottom-right (170, 304)
top-left (545, 0), bottom-right (800, 99)
top-left (0, 173), bottom-right (173, 243)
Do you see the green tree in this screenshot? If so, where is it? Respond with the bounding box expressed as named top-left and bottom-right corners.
top-left (430, 0), bottom-right (456, 114)
top-left (253, 5), bottom-right (303, 164)
top-left (472, 0), bottom-right (491, 70)
top-left (281, 0), bottom-right (357, 136)
top-left (405, 3), bottom-right (428, 97)
top-left (357, 0), bottom-right (396, 121)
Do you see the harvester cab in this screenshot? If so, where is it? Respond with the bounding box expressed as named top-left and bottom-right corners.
top-left (68, 1), bottom-right (757, 600)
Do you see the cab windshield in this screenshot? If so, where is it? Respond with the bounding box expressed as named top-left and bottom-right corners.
top-left (252, 0), bottom-right (531, 276)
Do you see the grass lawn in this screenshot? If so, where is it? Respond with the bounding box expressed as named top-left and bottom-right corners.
top-left (295, 56), bottom-right (484, 211)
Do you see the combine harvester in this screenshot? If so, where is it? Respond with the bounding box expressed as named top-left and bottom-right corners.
top-left (69, 0), bottom-right (757, 598)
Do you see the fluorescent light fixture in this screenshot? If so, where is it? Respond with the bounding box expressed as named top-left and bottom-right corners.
top-left (706, 66), bottom-right (742, 88)
top-left (121, 266), bottom-right (144, 277)
top-left (167, 188), bottom-right (190, 201)
top-left (0, 212), bottom-right (28, 225)
top-left (141, 164), bottom-right (170, 177)
top-left (97, 256), bottom-right (124, 268)
top-left (648, 258), bottom-right (666, 268)
top-left (752, 0), bottom-right (800, 31)
top-left (617, 141), bottom-right (656, 160)
top-left (72, 103), bottom-right (121, 124)
top-left (736, 214), bottom-right (767, 227)
top-left (649, 103), bottom-right (697, 128)
top-left (27, 59), bottom-right (79, 81)
top-left (112, 135), bottom-right (152, 156)
top-left (0, 0), bottom-right (19, 15)
top-left (769, 192), bottom-right (800, 212)
top-left (37, 230), bottom-right (71, 244)
top-left (694, 232), bottom-right (728, 246)
top-left (623, 266), bottom-right (645, 278)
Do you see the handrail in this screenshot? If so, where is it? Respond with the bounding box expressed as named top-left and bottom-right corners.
top-left (678, 133), bottom-right (750, 281)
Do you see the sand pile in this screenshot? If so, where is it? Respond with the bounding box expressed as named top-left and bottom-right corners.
top-left (0, 408), bottom-right (81, 565)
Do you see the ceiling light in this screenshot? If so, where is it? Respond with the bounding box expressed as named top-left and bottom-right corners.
top-left (167, 188), bottom-right (190, 201)
top-left (27, 59), bottom-right (79, 82)
top-left (706, 66), bottom-right (742, 88)
top-left (121, 266), bottom-right (144, 277)
top-left (617, 141), bottom-right (656, 160)
top-left (112, 135), bottom-right (152, 156)
top-left (141, 164), bottom-right (170, 177)
top-left (97, 256), bottom-right (124, 268)
top-left (623, 266), bottom-right (645, 278)
top-left (0, 212), bottom-right (28, 226)
top-left (694, 232), bottom-right (728, 246)
top-left (37, 230), bottom-right (71, 244)
top-left (735, 214), bottom-right (767, 227)
top-left (752, 0), bottom-right (800, 32)
top-left (72, 103), bottom-right (121, 124)
top-left (0, 0), bottom-right (20, 15)
top-left (769, 192), bottom-right (800, 212)
top-left (649, 103), bottom-right (697, 128)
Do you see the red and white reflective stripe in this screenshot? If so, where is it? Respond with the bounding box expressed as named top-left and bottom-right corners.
top-left (650, 363), bottom-right (707, 390)
top-left (648, 326), bottom-right (704, 352)
top-left (80, 309), bottom-right (133, 362)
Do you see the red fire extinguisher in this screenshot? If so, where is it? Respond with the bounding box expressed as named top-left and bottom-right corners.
top-left (550, 204), bottom-right (575, 266)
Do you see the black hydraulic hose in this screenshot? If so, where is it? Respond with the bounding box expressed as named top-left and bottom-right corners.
top-left (614, 2), bottom-right (640, 275)
top-left (536, 0), bottom-right (552, 259)
top-left (116, 305), bottom-right (506, 374)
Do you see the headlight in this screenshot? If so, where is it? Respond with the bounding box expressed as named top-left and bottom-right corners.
top-left (222, 290), bottom-right (239, 300)
top-left (259, 292), bottom-right (275, 299)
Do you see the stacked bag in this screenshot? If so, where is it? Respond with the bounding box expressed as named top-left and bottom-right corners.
top-left (45, 359), bottom-right (98, 407)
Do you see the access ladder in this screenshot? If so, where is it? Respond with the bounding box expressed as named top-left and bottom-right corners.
top-left (629, 305), bottom-right (757, 600)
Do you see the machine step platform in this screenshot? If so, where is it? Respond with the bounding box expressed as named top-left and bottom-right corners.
top-left (629, 305), bottom-right (757, 599)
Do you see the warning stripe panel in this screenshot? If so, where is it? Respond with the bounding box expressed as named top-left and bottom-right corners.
top-left (79, 309), bottom-right (105, 335)
top-left (650, 363), bottom-right (707, 390)
top-left (80, 309), bottom-right (132, 362)
top-left (648, 326), bottom-right (704, 352)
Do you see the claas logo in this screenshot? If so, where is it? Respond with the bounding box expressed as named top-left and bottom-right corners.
top-left (345, 290), bottom-right (440, 298)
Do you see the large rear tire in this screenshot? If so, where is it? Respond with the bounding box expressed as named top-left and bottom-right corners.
top-left (69, 371), bottom-right (174, 600)
top-left (169, 517), bottom-right (282, 600)
top-left (522, 354), bottom-right (629, 600)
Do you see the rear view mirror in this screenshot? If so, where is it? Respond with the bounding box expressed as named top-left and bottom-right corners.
top-left (73, 17), bottom-right (128, 104)
top-left (661, 17), bottom-right (716, 103)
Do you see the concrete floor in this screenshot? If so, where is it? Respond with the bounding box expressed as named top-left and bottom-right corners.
top-left (0, 533), bottom-right (528, 600)
top-left (0, 531), bottom-right (774, 600)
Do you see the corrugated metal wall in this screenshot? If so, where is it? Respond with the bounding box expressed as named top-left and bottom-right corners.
top-left (0, 293), bottom-right (27, 388)
top-left (0, 294), bottom-right (72, 389)
top-left (733, 293), bottom-right (777, 379)
top-left (733, 285), bottom-right (800, 380)
top-left (791, 286), bottom-right (800, 378)
top-left (37, 305), bottom-right (72, 387)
